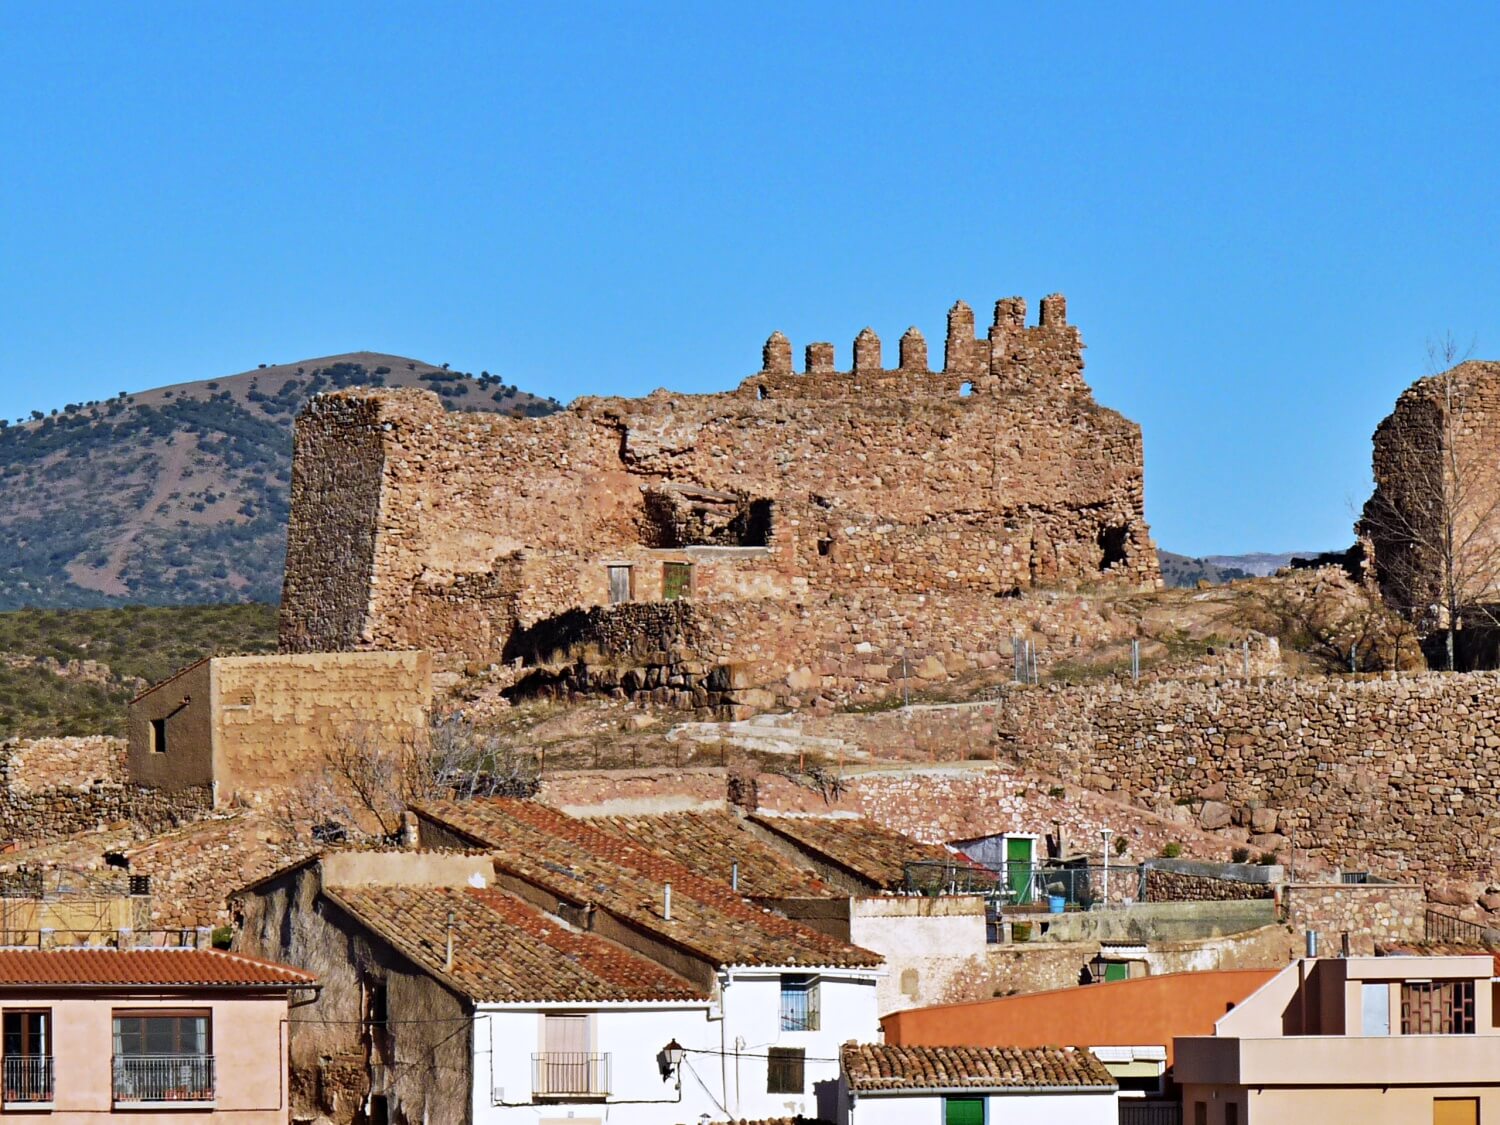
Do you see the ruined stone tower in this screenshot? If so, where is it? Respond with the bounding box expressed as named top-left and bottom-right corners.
top-left (280, 295), bottom-right (1158, 709)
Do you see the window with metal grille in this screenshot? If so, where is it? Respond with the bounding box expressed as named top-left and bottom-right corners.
top-left (662, 562), bottom-right (693, 601)
top-left (1401, 980), bottom-right (1475, 1034)
top-left (766, 1047), bottom-right (804, 1094)
top-left (779, 974), bottom-right (819, 1031)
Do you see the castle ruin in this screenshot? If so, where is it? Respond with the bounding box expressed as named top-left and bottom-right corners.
top-left (279, 295), bottom-right (1159, 710)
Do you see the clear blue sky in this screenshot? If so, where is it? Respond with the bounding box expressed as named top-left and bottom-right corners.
top-left (3, 3), bottom-right (1498, 556)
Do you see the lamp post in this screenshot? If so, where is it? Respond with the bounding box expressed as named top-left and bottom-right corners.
top-left (1100, 828), bottom-right (1114, 907)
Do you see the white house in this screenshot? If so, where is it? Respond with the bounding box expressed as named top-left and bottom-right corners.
top-left (235, 800), bottom-right (887, 1124)
top-left (840, 1043), bottom-right (1119, 1125)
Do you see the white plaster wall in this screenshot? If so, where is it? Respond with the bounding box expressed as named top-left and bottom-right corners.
top-left (848, 1089), bottom-right (1119, 1125)
top-left (849, 898), bottom-right (987, 1015)
top-left (469, 968), bottom-right (880, 1125)
top-left (717, 970), bottom-right (881, 1121)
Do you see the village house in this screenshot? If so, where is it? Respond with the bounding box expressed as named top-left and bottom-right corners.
top-left (127, 651), bottom-right (431, 808)
top-left (1175, 950), bottom-right (1500, 1124)
top-left (0, 946), bottom-right (314, 1123)
top-left (839, 1042), bottom-right (1118, 1125)
top-left (233, 805), bottom-right (885, 1125)
top-left (881, 968), bottom-right (1280, 1111)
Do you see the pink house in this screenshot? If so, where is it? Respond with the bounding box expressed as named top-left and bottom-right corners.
top-left (0, 947), bottom-right (314, 1122)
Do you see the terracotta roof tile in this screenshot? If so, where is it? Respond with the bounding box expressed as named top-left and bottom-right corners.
top-left (415, 799), bottom-right (881, 969)
top-left (0, 948), bottom-right (315, 988)
top-left (841, 1043), bottom-right (1115, 1092)
top-left (592, 812), bottom-right (836, 900)
top-left (327, 883), bottom-right (706, 1004)
top-left (748, 814), bottom-right (972, 891)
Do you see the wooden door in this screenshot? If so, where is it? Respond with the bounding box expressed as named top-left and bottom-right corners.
top-left (1006, 836), bottom-right (1033, 904)
top-left (607, 566), bottom-right (631, 604)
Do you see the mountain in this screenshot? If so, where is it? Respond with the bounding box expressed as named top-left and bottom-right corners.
top-left (1157, 549), bottom-right (1335, 588)
top-left (0, 353), bottom-right (560, 608)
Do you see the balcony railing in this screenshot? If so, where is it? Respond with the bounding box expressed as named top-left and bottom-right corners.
top-left (113, 1054), bottom-right (215, 1105)
top-left (532, 1052), bottom-right (610, 1099)
top-left (3, 1055), bottom-right (53, 1106)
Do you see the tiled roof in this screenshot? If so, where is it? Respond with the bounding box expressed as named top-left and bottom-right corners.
top-left (0, 948), bottom-right (315, 988)
top-left (327, 883), bottom-right (706, 1004)
top-left (747, 814), bottom-right (971, 891)
top-left (841, 1043), bottom-right (1115, 1092)
top-left (592, 811), bottom-right (837, 900)
top-left (415, 799), bottom-right (881, 969)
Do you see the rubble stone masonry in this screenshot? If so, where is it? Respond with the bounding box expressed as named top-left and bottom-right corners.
top-left (997, 671), bottom-right (1500, 889)
top-left (280, 296), bottom-right (1158, 710)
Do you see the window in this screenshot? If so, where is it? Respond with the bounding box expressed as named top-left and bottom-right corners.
top-left (779, 974), bottom-right (819, 1031)
top-left (150, 717), bottom-right (167, 754)
top-left (607, 565), bottom-right (632, 605)
top-left (1435, 1097), bottom-right (1480, 1125)
top-left (945, 1096), bottom-right (985, 1124)
top-left (662, 561), bottom-right (693, 601)
top-left (112, 1010), bottom-right (213, 1104)
top-left (1362, 982), bottom-right (1391, 1035)
top-left (766, 1047), bottom-right (804, 1094)
top-left (1402, 980), bottom-right (1476, 1034)
top-left (1225, 1105), bottom-right (1240, 1125)
top-left (365, 981), bottom-right (388, 1030)
top-left (368, 1093), bottom-right (390, 1125)
top-left (1194, 1103), bottom-right (1207, 1125)
top-left (2, 1010), bottom-right (52, 1106)
top-left (535, 1014), bottom-right (607, 1098)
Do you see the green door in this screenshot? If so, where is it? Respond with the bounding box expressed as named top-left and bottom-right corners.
top-left (1005, 837), bottom-right (1033, 904)
top-left (945, 1096), bottom-right (985, 1125)
top-left (1104, 961), bottom-right (1129, 982)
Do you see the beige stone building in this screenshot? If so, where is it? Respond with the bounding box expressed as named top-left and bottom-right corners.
top-left (128, 651), bottom-right (431, 806)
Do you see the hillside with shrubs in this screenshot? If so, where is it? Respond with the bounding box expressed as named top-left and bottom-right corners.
top-left (0, 353), bottom-right (558, 607)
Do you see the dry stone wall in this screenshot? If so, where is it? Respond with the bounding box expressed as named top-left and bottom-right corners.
top-left (0, 738), bottom-right (209, 846)
top-left (281, 296), bottom-right (1158, 712)
top-left (995, 671), bottom-right (1500, 891)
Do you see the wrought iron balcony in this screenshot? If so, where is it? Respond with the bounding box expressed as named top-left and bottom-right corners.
top-left (113, 1054), bottom-right (215, 1105)
top-left (532, 1051), bottom-right (610, 1099)
top-left (2, 1054), bottom-right (53, 1107)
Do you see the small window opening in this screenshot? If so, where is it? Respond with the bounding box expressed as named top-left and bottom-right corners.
top-left (817, 538), bottom-right (833, 557)
top-left (367, 981), bottom-right (389, 1028)
top-left (959, 381), bottom-right (973, 397)
top-left (1098, 525), bottom-right (1129, 571)
top-left (757, 384), bottom-right (768, 400)
top-left (149, 717), bottom-right (168, 755)
top-left (767, 1047), bottom-right (805, 1094)
top-left (662, 561), bottom-right (693, 601)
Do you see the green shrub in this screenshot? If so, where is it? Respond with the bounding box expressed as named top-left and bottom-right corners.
top-left (1160, 842), bottom-right (1183, 859)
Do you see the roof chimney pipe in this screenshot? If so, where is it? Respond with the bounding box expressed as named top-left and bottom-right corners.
top-left (664, 882), bottom-right (672, 921)
top-left (445, 911), bottom-right (455, 971)
top-left (1305, 930), bottom-right (1319, 958)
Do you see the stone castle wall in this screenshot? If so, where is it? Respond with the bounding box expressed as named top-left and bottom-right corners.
top-left (280, 296), bottom-right (1159, 708)
top-left (1362, 360), bottom-right (1500, 622)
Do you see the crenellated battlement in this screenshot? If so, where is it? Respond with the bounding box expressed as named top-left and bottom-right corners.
top-left (749, 295), bottom-right (1087, 400)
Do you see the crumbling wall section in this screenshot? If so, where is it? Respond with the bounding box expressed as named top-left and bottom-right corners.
top-left (280, 296), bottom-right (1159, 684)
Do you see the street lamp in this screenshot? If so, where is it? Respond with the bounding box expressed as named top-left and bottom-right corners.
top-left (659, 1039), bottom-right (685, 1085)
top-left (1100, 828), bottom-right (1114, 907)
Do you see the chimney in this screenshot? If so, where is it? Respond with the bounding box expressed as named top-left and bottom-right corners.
top-left (731, 861), bottom-right (740, 892)
top-left (445, 911), bottom-right (455, 971)
top-left (664, 882), bottom-right (673, 921)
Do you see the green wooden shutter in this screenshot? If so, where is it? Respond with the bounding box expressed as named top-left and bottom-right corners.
top-left (945, 1096), bottom-right (986, 1125)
